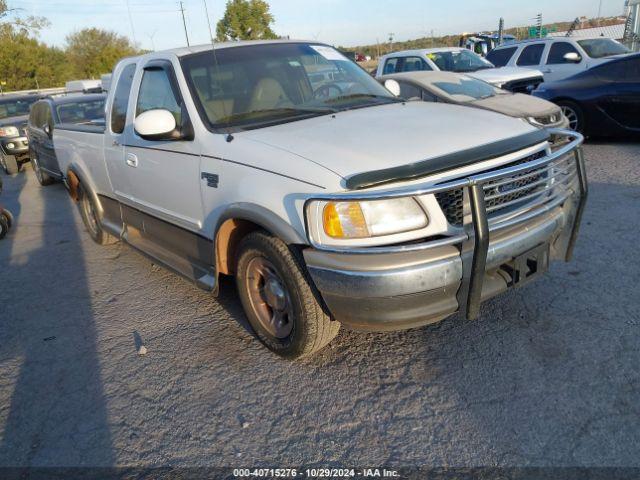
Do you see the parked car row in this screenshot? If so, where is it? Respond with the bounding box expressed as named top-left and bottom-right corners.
top-left (0, 93), bottom-right (44, 175)
top-left (374, 38), bottom-right (639, 138)
top-left (28, 93), bottom-right (106, 185)
top-left (0, 91), bottom-right (106, 178)
top-left (49, 40), bottom-right (587, 358)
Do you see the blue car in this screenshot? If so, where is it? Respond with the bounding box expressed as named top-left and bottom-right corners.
top-left (533, 53), bottom-right (640, 137)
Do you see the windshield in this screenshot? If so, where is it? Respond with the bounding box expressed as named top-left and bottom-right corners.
top-left (56, 99), bottom-right (106, 125)
top-left (0, 97), bottom-right (39, 120)
top-left (181, 43), bottom-right (398, 130)
top-left (427, 50), bottom-right (494, 73)
top-left (430, 77), bottom-right (504, 102)
top-left (577, 39), bottom-right (629, 59)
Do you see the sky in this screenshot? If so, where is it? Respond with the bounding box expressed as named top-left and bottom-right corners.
top-left (8, 0), bottom-right (626, 51)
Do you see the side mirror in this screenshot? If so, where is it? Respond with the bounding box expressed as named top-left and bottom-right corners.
top-left (563, 52), bottom-right (582, 63)
top-left (134, 109), bottom-right (178, 140)
top-left (384, 79), bottom-right (402, 97)
top-left (43, 124), bottom-right (52, 137)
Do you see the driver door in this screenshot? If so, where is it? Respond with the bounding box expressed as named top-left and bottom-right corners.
top-left (122, 60), bottom-right (211, 284)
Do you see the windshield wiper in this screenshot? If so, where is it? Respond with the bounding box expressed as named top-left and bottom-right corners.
top-left (219, 106), bottom-right (337, 124)
top-left (326, 93), bottom-right (401, 104)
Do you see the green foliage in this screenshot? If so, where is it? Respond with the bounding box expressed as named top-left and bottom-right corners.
top-left (216, 0), bottom-right (277, 42)
top-left (0, 1), bottom-right (140, 90)
top-left (65, 28), bottom-right (139, 79)
top-left (0, 24), bottom-right (70, 90)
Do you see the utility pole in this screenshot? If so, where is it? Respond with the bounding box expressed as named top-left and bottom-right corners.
top-left (203, 0), bottom-right (214, 42)
top-left (179, 1), bottom-right (190, 47)
top-left (597, 0), bottom-right (603, 19)
top-left (388, 33), bottom-right (394, 53)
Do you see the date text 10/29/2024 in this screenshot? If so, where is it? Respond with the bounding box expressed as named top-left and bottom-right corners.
top-left (233, 468), bottom-right (400, 478)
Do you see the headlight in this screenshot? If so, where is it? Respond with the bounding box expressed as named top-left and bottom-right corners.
top-left (310, 197), bottom-right (429, 242)
top-left (0, 126), bottom-right (19, 137)
top-left (6, 142), bottom-right (15, 149)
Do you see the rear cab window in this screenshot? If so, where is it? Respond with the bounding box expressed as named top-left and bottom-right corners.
top-left (486, 46), bottom-right (517, 67)
top-left (383, 58), bottom-right (399, 74)
top-left (110, 63), bottom-right (137, 134)
top-left (399, 57), bottom-right (431, 72)
top-left (517, 44), bottom-right (545, 66)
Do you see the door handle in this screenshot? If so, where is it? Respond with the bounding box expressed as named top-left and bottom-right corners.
top-left (542, 69), bottom-right (552, 73)
top-left (126, 153), bottom-right (138, 168)
top-left (112, 139), bottom-right (120, 146)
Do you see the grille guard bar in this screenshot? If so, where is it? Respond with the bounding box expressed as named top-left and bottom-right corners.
top-left (304, 129), bottom-right (587, 321)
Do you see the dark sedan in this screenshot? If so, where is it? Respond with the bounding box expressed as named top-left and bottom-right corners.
top-left (533, 53), bottom-right (640, 137)
top-left (28, 93), bottom-right (105, 185)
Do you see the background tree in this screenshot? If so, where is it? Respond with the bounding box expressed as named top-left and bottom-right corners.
top-left (65, 28), bottom-right (139, 79)
top-left (216, 0), bottom-right (277, 41)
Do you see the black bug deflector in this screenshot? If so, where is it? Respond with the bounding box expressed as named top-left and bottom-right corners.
top-left (345, 129), bottom-right (551, 190)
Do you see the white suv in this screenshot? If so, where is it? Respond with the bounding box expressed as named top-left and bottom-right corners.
top-left (487, 37), bottom-right (630, 82)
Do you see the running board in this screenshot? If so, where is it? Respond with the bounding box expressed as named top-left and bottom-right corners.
top-left (123, 226), bottom-right (217, 292)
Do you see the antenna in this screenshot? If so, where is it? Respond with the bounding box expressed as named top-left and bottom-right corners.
top-left (179, 1), bottom-right (190, 46)
top-left (203, 0), bottom-right (214, 42)
top-left (204, 0), bottom-right (233, 141)
top-left (125, 0), bottom-right (138, 45)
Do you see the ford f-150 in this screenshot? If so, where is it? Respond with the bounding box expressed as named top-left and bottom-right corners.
top-left (53, 40), bottom-right (587, 358)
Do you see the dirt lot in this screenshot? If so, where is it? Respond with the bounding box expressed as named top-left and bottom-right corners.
top-left (0, 142), bottom-right (639, 469)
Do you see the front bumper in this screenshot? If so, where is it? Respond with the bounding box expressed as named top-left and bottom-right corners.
top-left (1, 136), bottom-right (29, 156)
top-left (304, 131), bottom-right (587, 331)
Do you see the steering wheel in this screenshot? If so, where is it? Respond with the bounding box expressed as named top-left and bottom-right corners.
top-left (314, 82), bottom-right (343, 99)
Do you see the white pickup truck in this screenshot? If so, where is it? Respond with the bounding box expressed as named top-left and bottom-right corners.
top-left (54, 40), bottom-right (587, 358)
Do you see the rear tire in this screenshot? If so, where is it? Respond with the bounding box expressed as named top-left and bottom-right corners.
top-left (1, 208), bottom-right (13, 229)
top-left (78, 184), bottom-right (117, 245)
top-left (557, 100), bottom-right (585, 133)
top-left (1, 154), bottom-right (19, 175)
top-left (235, 231), bottom-right (339, 358)
top-left (0, 215), bottom-right (8, 240)
top-left (31, 154), bottom-right (54, 186)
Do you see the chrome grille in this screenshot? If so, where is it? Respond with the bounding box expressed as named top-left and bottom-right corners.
top-left (502, 77), bottom-right (544, 94)
top-left (436, 150), bottom-right (577, 227)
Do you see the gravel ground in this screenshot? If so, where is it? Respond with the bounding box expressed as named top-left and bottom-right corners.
top-left (0, 142), bottom-right (639, 469)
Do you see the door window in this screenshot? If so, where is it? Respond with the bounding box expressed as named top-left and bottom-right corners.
top-left (29, 103), bottom-right (43, 127)
top-left (517, 44), bottom-right (545, 66)
top-left (136, 68), bottom-right (182, 125)
top-left (110, 63), bottom-right (136, 134)
top-left (486, 47), bottom-right (517, 67)
top-left (547, 42), bottom-right (581, 64)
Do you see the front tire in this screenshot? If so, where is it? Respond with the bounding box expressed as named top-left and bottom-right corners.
top-left (235, 231), bottom-right (339, 358)
top-left (31, 155), bottom-right (54, 186)
top-left (1, 154), bottom-right (19, 175)
top-left (558, 100), bottom-right (584, 133)
top-left (78, 184), bottom-right (117, 245)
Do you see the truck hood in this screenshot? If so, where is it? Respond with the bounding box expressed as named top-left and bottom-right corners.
top-left (472, 93), bottom-right (561, 118)
top-left (240, 101), bottom-right (539, 180)
top-left (468, 67), bottom-right (543, 86)
top-left (0, 114), bottom-right (28, 129)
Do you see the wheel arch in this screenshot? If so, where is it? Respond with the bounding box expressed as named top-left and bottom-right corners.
top-left (66, 163), bottom-right (105, 220)
top-left (213, 203), bottom-right (307, 276)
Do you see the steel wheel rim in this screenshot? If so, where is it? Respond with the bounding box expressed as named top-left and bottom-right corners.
top-left (561, 106), bottom-right (579, 131)
top-left (82, 194), bottom-right (99, 236)
top-left (245, 256), bottom-right (293, 339)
